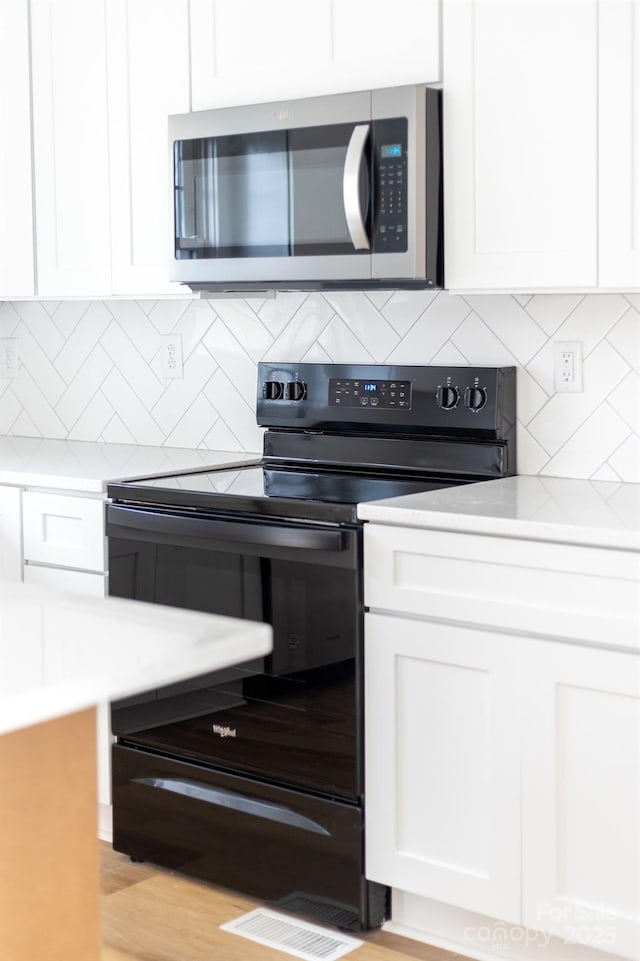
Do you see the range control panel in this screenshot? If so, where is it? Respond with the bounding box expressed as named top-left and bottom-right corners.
top-left (257, 362), bottom-right (516, 440)
top-left (329, 377), bottom-right (411, 409)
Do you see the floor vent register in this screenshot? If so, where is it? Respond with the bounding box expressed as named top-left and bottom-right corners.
top-left (220, 907), bottom-right (363, 961)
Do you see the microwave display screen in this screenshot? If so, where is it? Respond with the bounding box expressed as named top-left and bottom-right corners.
top-left (381, 144), bottom-right (402, 158)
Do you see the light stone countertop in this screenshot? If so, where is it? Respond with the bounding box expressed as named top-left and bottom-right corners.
top-left (357, 475), bottom-right (640, 551)
top-left (0, 579), bottom-right (272, 736)
top-left (0, 436), bottom-right (260, 492)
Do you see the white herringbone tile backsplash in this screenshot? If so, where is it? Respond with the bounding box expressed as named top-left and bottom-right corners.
top-left (1, 290), bottom-right (639, 482)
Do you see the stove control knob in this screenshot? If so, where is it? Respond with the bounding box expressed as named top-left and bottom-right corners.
top-left (264, 380), bottom-right (284, 400)
top-left (465, 386), bottom-right (487, 412)
top-left (436, 385), bottom-right (459, 410)
top-left (287, 381), bottom-right (307, 401)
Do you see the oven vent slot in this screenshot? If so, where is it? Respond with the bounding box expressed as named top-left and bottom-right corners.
top-left (221, 907), bottom-right (362, 960)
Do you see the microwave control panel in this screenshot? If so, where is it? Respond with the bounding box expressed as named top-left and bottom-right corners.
top-left (372, 117), bottom-right (408, 254)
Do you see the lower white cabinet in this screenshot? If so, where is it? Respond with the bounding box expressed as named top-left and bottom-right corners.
top-left (365, 613), bottom-right (522, 924)
top-left (22, 491), bottom-right (106, 572)
top-left (0, 485), bottom-right (23, 582)
top-left (364, 521), bottom-right (640, 960)
top-left (521, 641), bottom-right (640, 960)
top-left (23, 565), bottom-right (107, 596)
top-left (22, 489), bottom-right (112, 819)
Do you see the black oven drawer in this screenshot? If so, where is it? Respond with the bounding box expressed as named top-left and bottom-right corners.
top-left (112, 744), bottom-right (386, 930)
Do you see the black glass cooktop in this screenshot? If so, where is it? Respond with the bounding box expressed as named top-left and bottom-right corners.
top-left (108, 463), bottom-right (467, 525)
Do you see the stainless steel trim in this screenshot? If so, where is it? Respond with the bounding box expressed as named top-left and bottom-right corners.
top-left (342, 124), bottom-right (370, 251)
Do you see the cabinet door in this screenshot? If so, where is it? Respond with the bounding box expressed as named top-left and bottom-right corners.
top-left (0, 486), bottom-right (22, 582)
top-left (191, 0), bottom-right (332, 110)
top-left (443, 0), bottom-right (598, 290)
top-left (30, 0), bottom-right (112, 296)
top-left (106, 0), bottom-right (191, 295)
top-left (522, 641), bottom-right (640, 960)
top-left (365, 612), bottom-right (522, 923)
top-left (0, 1), bottom-right (34, 297)
top-left (599, 0), bottom-right (640, 288)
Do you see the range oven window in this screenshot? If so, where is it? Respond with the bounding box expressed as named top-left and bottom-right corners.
top-left (108, 510), bottom-right (362, 801)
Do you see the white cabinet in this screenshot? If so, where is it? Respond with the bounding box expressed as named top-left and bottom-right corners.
top-left (21, 489), bottom-right (110, 817)
top-left (443, 0), bottom-right (598, 290)
top-left (599, 0), bottom-right (640, 289)
top-left (366, 612), bottom-right (521, 923)
top-left (190, 0), bottom-right (440, 111)
top-left (106, 0), bottom-right (191, 295)
top-left (0, 1), bottom-right (34, 298)
top-left (30, 0), bottom-right (112, 297)
top-left (22, 491), bottom-right (106, 573)
top-left (0, 485), bottom-right (23, 582)
top-left (364, 521), bottom-right (640, 960)
top-left (521, 640), bottom-right (640, 960)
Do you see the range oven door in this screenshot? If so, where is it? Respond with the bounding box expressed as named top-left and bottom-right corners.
top-left (168, 85), bottom-right (432, 287)
top-left (106, 503), bottom-right (363, 802)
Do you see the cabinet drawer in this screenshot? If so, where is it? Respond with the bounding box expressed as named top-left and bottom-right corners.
top-left (23, 492), bottom-right (106, 572)
top-left (364, 525), bottom-right (640, 649)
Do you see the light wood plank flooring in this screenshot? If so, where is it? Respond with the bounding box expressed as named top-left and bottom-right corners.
top-left (100, 842), bottom-right (468, 961)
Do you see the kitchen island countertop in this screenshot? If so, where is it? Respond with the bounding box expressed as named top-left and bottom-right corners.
top-left (358, 474), bottom-right (640, 551)
top-left (0, 435), bottom-right (260, 492)
top-left (0, 579), bottom-right (271, 735)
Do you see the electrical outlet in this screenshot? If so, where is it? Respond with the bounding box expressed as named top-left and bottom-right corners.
top-left (553, 341), bottom-right (583, 393)
top-left (161, 334), bottom-right (183, 379)
top-left (0, 338), bottom-right (18, 379)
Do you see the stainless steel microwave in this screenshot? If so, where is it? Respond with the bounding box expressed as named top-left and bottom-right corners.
top-left (168, 85), bottom-right (443, 293)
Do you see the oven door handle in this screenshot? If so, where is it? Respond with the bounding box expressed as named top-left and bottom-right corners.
top-left (107, 504), bottom-right (347, 552)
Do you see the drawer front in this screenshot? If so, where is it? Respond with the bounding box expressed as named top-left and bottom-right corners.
top-left (23, 491), bottom-right (106, 572)
top-left (24, 564), bottom-right (107, 597)
top-left (112, 745), bottom-right (383, 931)
top-left (364, 525), bottom-right (640, 649)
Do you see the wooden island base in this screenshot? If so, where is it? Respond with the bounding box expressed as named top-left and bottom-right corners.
top-left (0, 707), bottom-right (100, 961)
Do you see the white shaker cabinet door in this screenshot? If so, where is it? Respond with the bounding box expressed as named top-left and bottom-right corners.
top-left (599, 0), bottom-right (640, 289)
top-left (0, 485), bottom-right (22, 582)
top-left (30, 0), bottom-right (112, 297)
top-left (443, 0), bottom-right (598, 290)
top-left (0, 1), bottom-right (34, 298)
top-left (365, 612), bottom-right (522, 924)
top-left (521, 640), bottom-right (640, 960)
top-left (106, 0), bottom-right (191, 295)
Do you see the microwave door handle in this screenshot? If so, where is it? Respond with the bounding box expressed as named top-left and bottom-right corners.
top-left (343, 124), bottom-right (371, 251)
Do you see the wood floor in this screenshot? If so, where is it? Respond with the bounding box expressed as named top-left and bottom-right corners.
top-left (100, 842), bottom-right (468, 961)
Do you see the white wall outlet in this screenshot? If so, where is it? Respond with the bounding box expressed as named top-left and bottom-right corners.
top-left (553, 340), bottom-right (583, 393)
top-left (0, 338), bottom-right (18, 379)
top-left (160, 334), bottom-right (183, 379)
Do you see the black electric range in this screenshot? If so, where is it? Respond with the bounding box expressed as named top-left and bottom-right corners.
top-left (106, 362), bottom-right (516, 932)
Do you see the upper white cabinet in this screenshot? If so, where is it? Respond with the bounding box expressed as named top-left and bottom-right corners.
top-left (0, 1), bottom-right (34, 298)
top-left (443, 0), bottom-right (598, 291)
top-left (30, 0), bottom-right (112, 297)
top-left (599, 0), bottom-right (640, 288)
top-left (106, 0), bottom-right (191, 295)
top-left (190, 0), bottom-right (440, 111)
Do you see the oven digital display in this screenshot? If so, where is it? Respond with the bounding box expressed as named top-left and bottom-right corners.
top-left (329, 378), bottom-right (411, 410)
